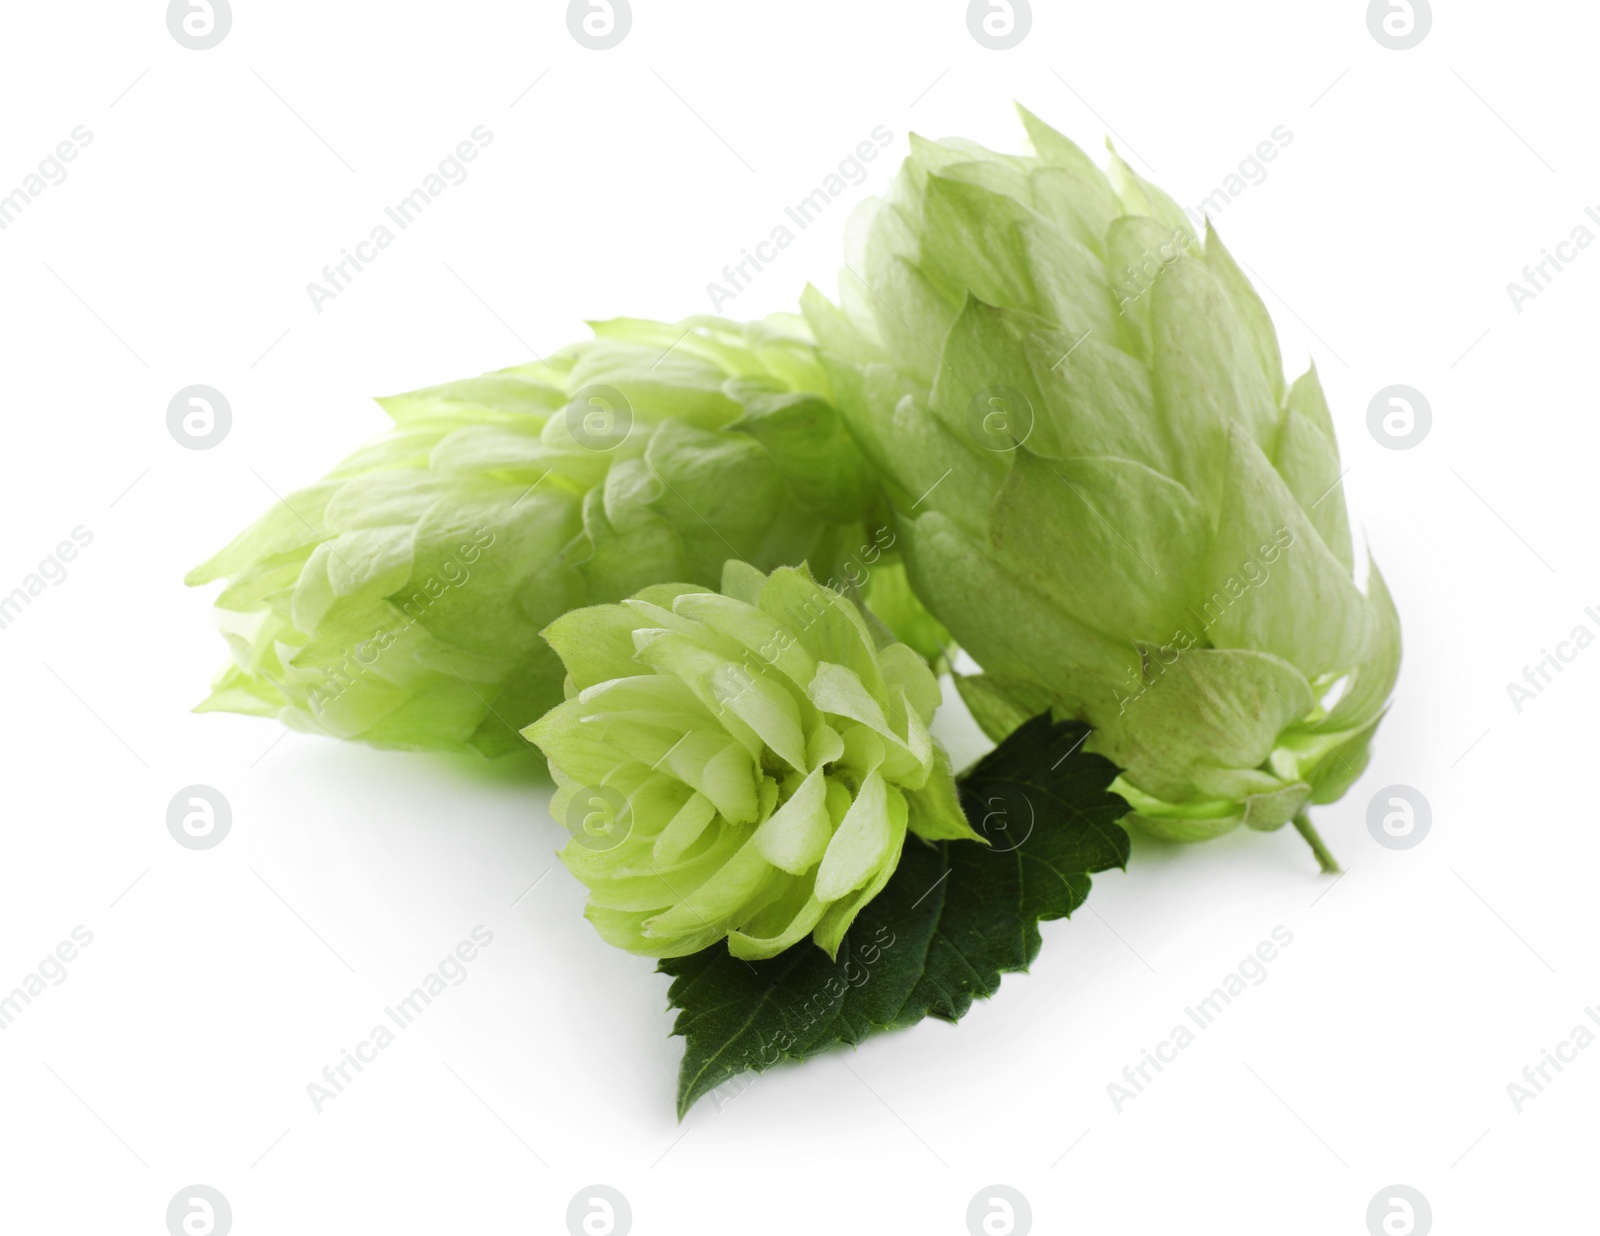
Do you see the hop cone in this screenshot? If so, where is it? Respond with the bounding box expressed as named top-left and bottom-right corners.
top-left (187, 316), bottom-right (918, 756)
top-left (526, 562), bottom-right (979, 960)
top-left (802, 108), bottom-right (1401, 846)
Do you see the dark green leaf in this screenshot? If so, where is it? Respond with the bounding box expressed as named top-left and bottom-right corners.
top-left (660, 714), bottom-right (1129, 1117)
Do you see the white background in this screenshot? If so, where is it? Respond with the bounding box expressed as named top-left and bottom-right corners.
top-left (1, 1), bottom-right (1594, 1233)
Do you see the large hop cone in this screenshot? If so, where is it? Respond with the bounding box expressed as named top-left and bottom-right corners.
top-left (803, 107), bottom-right (1400, 843)
top-left (187, 316), bottom-right (918, 756)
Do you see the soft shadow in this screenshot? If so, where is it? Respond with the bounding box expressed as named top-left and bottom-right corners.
top-left (417, 744), bottom-right (553, 790)
top-left (1124, 819), bottom-right (1262, 869)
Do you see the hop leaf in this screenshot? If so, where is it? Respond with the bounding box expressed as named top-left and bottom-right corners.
top-left (661, 714), bottom-right (1129, 1117)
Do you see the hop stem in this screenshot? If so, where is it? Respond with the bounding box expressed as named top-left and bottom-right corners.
top-left (1293, 812), bottom-right (1341, 875)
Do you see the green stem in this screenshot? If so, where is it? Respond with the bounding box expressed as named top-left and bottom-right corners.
top-left (1293, 812), bottom-right (1341, 875)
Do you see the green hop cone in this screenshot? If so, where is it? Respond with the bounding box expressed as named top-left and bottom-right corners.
top-left (187, 315), bottom-right (934, 756)
top-left (802, 108), bottom-right (1401, 858)
top-left (525, 561), bottom-right (981, 960)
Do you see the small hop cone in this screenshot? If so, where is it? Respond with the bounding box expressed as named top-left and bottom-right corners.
top-left (187, 316), bottom-right (935, 755)
top-left (803, 107), bottom-right (1401, 841)
top-left (526, 562), bottom-right (980, 961)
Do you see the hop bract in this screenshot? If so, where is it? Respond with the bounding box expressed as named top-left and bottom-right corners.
top-left (187, 316), bottom-right (922, 755)
top-left (526, 562), bottom-right (979, 960)
top-left (803, 108), bottom-right (1401, 848)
